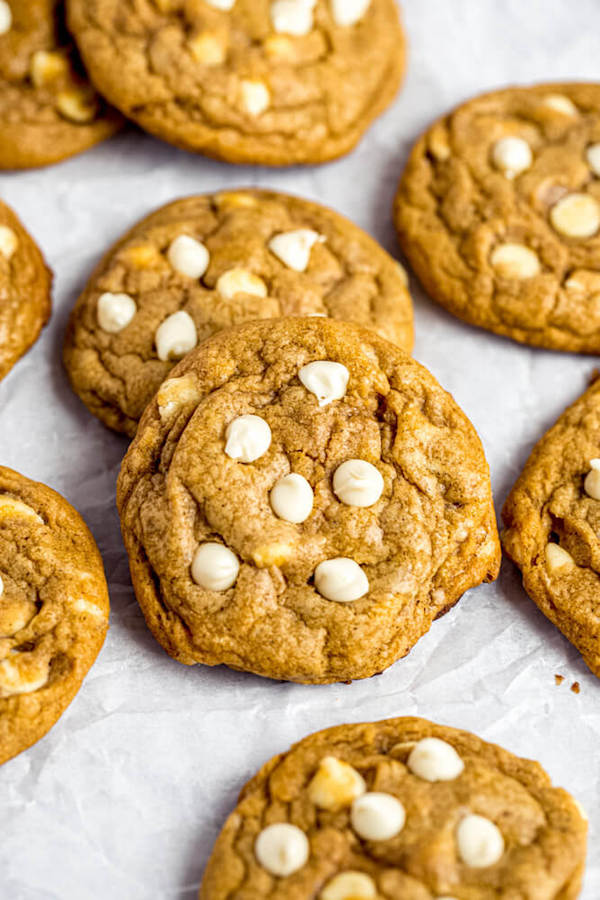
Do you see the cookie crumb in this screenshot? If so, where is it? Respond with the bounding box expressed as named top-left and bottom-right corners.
top-left (571, 681), bottom-right (580, 694)
top-left (555, 674), bottom-right (564, 685)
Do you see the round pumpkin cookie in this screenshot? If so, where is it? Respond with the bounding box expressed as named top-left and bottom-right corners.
top-left (200, 716), bottom-right (587, 898)
top-left (63, 188), bottom-right (414, 437)
top-left (0, 0), bottom-right (121, 169)
top-left (502, 374), bottom-right (600, 679)
top-left (116, 317), bottom-right (500, 684)
top-left (0, 198), bottom-right (52, 381)
top-left (395, 82), bottom-right (600, 353)
top-left (66, 0), bottom-right (405, 166)
top-left (0, 466), bottom-right (109, 766)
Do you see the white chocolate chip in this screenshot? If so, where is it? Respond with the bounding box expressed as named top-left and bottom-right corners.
top-left (0, 225), bottom-right (18, 260)
top-left (56, 88), bottom-right (98, 123)
top-left (407, 737), bottom-right (465, 782)
top-left (216, 268), bottom-right (267, 300)
top-left (587, 144), bottom-right (600, 178)
top-left (331, 0), bottom-right (371, 27)
top-left (270, 473), bottom-right (314, 523)
top-left (72, 597), bottom-right (105, 618)
top-left (573, 798), bottom-right (588, 821)
top-left (314, 558), bottom-right (369, 603)
top-left (0, 654), bottom-right (49, 697)
top-left (490, 243), bottom-right (540, 279)
top-left (225, 414), bottom-right (272, 463)
top-left (550, 194), bottom-right (600, 239)
top-left (545, 543), bottom-right (574, 574)
top-left (239, 80), bottom-right (270, 116)
top-left (97, 292), bottom-right (137, 334)
top-left (157, 374), bottom-right (201, 422)
top-left (0, 496), bottom-right (43, 523)
top-left (320, 872), bottom-right (377, 900)
top-left (204, 0), bottom-right (235, 8)
top-left (271, 0), bottom-right (316, 36)
top-left (191, 543), bottom-right (240, 591)
top-left (491, 136), bottom-right (532, 178)
top-left (351, 792), bottom-right (406, 841)
top-left (543, 94), bottom-right (578, 116)
top-left (0, 0), bottom-right (11, 35)
top-left (155, 310), bottom-right (198, 361)
top-left (584, 458), bottom-right (600, 500)
top-left (333, 459), bottom-right (384, 508)
top-left (254, 823), bottom-right (309, 877)
top-left (299, 361), bottom-right (349, 407)
top-left (308, 756), bottom-right (366, 810)
top-left (167, 235), bottom-right (210, 279)
top-left (30, 50), bottom-right (69, 87)
top-left (0, 575), bottom-right (3, 596)
top-left (268, 228), bottom-right (324, 272)
top-left (456, 814), bottom-right (505, 868)
top-left (188, 32), bottom-right (227, 66)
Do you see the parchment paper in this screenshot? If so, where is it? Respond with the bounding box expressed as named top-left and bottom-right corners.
top-left (1, 1), bottom-right (599, 896)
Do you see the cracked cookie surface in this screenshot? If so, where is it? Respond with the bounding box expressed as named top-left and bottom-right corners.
top-left (200, 716), bottom-right (587, 899)
top-left (0, 466), bottom-right (109, 766)
top-left (394, 83), bottom-right (600, 353)
top-left (0, 199), bottom-right (52, 381)
top-left (66, 0), bottom-right (405, 165)
top-left (502, 375), bottom-right (600, 679)
top-left (0, 0), bottom-right (121, 169)
top-left (63, 189), bottom-right (414, 437)
top-left (116, 317), bottom-right (500, 684)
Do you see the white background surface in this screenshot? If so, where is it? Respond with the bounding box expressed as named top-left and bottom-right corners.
top-left (1, 0), bottom-right (599, 896)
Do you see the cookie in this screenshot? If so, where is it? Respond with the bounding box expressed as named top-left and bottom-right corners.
top-left (0, 0), bottom-right (121, 169)
top-left (66, 0), bottom-right (405, 166)
top-left (116, 317), bottom-right (500, 684)
top-left (200, 716), bottom-right (587, 898)
top-left (0, 466), bottom-right (109, 765)
top-left (502, 375), bottom-right (600, 678)
top-left (63, 189), bottom-right (414, 437)
top-left (0, 199), bottom-right (52, 381)
top-left (395, 83), bottom-right (600, 353)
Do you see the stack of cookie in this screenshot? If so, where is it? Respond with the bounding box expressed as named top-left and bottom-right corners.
top-left (0, 0), bottom-right (595, 896)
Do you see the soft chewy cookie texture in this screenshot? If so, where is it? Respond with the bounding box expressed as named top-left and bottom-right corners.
top-left (117, 317), bottom-right (500, 684)
top-left (0, 0), bottom-right (121, 169)
top-left (66, 0), bottom-right (405, 166)
top-left (395, 83), bottom-right (600, 353)
top-left (0, 467), bottom-right (109, 766)
top-left (0, 199), bottom-right (52, 381)
top-left (63, 188), bottom-right (414, 437)
top-left (503, 374), bottom-right (600, 680)
top-left (200, 716), bottom-right (587, 899)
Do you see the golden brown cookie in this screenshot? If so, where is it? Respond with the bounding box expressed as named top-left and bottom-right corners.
top-left (0, 199), bottom-right (52, 381)
top-left (395, 83), bottom-right (600, 353)
top-left (200, 716), bottom-right (587, 898)
top-left (0, 466), bottom-right (109, 766)
top-left (116, 317), bottom-right (500, 684)
top-left (63, 189), bottom-right (414, 437)
top-left (66, 0), bottom-right (405, 166)
top-left (0, 0), bottom-right (121, 169)
top-left (502, 375), bottom-right (600, 679)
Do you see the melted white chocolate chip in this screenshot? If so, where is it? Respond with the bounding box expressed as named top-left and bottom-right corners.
top-left (167, 235), bottom-right (210, 279)
top-left (491, 136), bottom-right (532, 178)
top-left (254, 823), bottom-right (309, 876)
top-left (216, 268), bottom-right (267, 300)
top-left (270, 473), bottom-right (314, 523)
top-left (0, 0), bottom-right (12, 35)
top-left (299, 361), bottom-right (349, 406)
top-left (97, 292), bottom-right (137, 334)
top-left (331, 0), bottom-right (371, 27)
top-left (543, 94), bottom-right (578, 116)
top-left (490, 243), bottom-right (540, 279)
top-left (0, 225), bottom-right (18, 259)
top-left (268, 228), bottom-right (324, 272)
top-left (456, 814), bottom-right (505, 867)
top-left (545, 542), bottom-right (575, 574)
top-left (333, 459), bottom-right (384, 507)
top-left (314, 558), bottom-right (369, 602)
top-left (407, 737), bottom-right (464, 782)
top-left (0, 574), bottom-right (3, 597)
top-left (155, 310), bottom-right (197, 361)
top-left (271, 0), bottom-right (316, 35)
top-left (308, 756), bottom-right (366, 809)
top-left (225, 414), bottom-right (272, 463)
top-left (584, 459), bottom-right (600, 499)
top-left (0, 653), bottom-right (49, 697)
top-left (550, 193), bottom-right (600, 239)
top-left (239, 79), bottom-right (270, 116)
top-left (321, 872), bottom-right (377, 900)
top-left (191, 543), bottom-right (240, 591)
top-left (351, 792), bottom-right (406, 841)
top-left (0, 496), bottom-right (43, 523)
top-left (204, 0), bottom-right (235, 8)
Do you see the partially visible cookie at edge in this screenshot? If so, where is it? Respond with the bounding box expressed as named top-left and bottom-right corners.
top-left (0, 0), bottom-right (121, 169)
top-left (66, 0), bottom-right (405, 166)
top-left (395, 82), bottom-right (600, 353)
top-left (0, 466), bottom-right (109, 766)
top-left (63, 188), bottom-right (414, 436)
top-left (200, 716), bottom-right (587, 898)
top-left (502, 374), bottom-right (600, 678)
top-left (117, 317), bottom-right (499, 684)
top-left (0, 198), bottom-right (52, 381)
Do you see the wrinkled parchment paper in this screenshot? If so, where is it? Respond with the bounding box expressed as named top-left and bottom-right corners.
top-left (1, 1), bottom-right (599, 896)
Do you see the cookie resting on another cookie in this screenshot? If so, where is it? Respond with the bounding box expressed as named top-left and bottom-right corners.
top-left (0, 467), bottom-right (109, 766)
top-left (0, 199), bottom-right (52, 381)
top-left (200, 717), bottom-right (587, 898)
top-left (503, 374), bottom-right (600, 679)
top-left (66, 0), bottom-right (405, 166)
top-left (63, 189), bottom-right (414, 437)
top-left (117, 317), bottom-right (500, 684)
top-left (395, 83), bottom-right (600, 353)
top-left (0, 0), bottom-right (121, 169)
